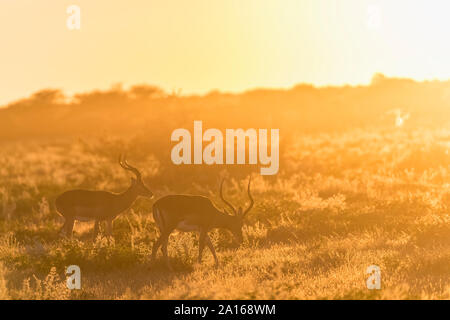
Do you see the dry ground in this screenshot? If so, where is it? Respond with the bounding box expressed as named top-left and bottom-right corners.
top-left (0, 127), bottom-right (449, 299)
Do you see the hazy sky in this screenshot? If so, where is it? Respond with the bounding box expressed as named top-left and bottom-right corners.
top-left (1, 0), bottom-right (450, 105)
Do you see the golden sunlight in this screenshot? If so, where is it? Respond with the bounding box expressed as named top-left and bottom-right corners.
top-left (1, 0), bottom-right (450, 105)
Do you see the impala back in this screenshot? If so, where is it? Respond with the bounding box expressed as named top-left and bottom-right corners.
top-left (153, 195), bottom-right (220, 231)
top-left (55, 189), bottom-right (116, 220)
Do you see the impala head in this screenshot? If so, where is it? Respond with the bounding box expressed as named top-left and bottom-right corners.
top-left (119, 155), bottom-right (153, 199)
top-left (220, 177), bottom-right (254, 245)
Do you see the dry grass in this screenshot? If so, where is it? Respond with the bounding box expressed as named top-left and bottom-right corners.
top-left (0, 127), bottom-right (449, 299)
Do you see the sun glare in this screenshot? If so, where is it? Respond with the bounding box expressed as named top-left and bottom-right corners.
top-left (2, 1), bottom-right (450, 105)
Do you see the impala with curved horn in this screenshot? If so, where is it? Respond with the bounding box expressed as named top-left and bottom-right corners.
top-left (55, 155), bottom-right (153, 238)
top-left (151, 177), bottom-right (254, 268)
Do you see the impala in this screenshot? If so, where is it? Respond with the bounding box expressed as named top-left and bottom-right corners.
top-left (151, 177), bottom-right (254, 268)
top-left (55, 155), bottom-right (153, 238)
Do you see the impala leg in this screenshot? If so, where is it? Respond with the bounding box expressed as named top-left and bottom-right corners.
top-left (59, 220), bottom-right (67, 237)
top-left (106, 219), bottom-right (113, 239)
top-left (151, 235), bottom-right (164, 262)
top-left (161, 233), bottom-right (172, 271)
top-left (198, 231), bottom-right (206, 264)
top-left (205, 234), bottom-right (219, 267)
top-left (65, 217), bottom-right (75, 238)
top-left (93, 220), bottom-right (100, 240)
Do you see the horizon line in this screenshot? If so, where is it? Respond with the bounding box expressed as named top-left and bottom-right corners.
top-left (2, 73), bottom-right (450, 108)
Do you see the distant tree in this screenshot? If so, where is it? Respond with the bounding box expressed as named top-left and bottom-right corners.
top-left (130, 85), bottom-right (164, 99)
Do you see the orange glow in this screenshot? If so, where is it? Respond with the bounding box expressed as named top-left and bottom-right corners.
top-left (2, 0), bottom-right (450, 105)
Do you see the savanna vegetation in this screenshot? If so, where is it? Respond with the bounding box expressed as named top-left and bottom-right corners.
top-left (0, 75), bottom-right (449, 299)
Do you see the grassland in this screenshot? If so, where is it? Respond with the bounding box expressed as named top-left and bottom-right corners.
top-left (0, 125), bottom-right (449, 299)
